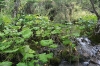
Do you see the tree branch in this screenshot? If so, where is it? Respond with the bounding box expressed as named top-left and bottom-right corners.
top-left (90, 0), bottom-right (100, 20)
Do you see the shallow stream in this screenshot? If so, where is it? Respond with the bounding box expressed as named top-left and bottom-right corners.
top-left (58, 37), bottom-right (100, 66)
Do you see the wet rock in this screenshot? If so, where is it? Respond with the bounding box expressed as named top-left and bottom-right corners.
top-left (89, 63), bottom-right (98, 66)
top-left (90, 58), bottom-right (100, 65)
top-left (59, 61), bottom-right (73, 66)
top-left (76, 37), bottom-right (100, 57)
top-left (75, 37), bottom-right (100, 66)
top-left (59, 61), bottom-right (83, 66)
top-left (82, 62), bottom-right (90, 66)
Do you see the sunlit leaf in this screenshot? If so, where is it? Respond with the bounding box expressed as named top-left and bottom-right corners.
top-left (23, 53), bottom-right (34, 60)
top-left (12, 26), bottom-right (21, 29)
top-left (32, 27), bottom-right (39, 30)
top-left (17, 62), bottom-right (27, 66)
top-left (51, 30), bottom-right (61, 34)
top-left (39, 53), bottom-right (53, 63)
top-left (0, 32), bottom-right (5, 37)
top-left (72, 33), bottom-right (80, 37)
top-left (40, 39), bottom-right (53, 46)
top-left (25, 14), bottom-right (33, 20)
top-left (0, 61), bottom-right (12, 66)
top-left (2, 15), bottom-right (12, 25)
top-left (21, 28), bottom-right (32, 39)
top-left (0, 41), bottom-right (13, 50)
top-left (46, 53), bottom-right (53, 59)
top-left (63, 39), bottom-right (71, 45)
top-left (49, 44), bottom-right (58, 48)
top-left (3, 48), bottom-right (19, 53)
top-left (20, 45), bottom-right (35, 60)
top-left (39, 53), bottom-right (48, 63)
top-left (15, 37), bottom-right (24, 44)
top-left (71, 44), bottom-right (76, 48)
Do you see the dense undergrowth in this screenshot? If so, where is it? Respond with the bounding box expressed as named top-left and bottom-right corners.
top-left (0, 13), bottom-right (97, 66)
top-left (0, 0), bottom-right (98, 66)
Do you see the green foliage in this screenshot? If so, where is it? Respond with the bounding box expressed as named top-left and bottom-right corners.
top-left (0, 0), bottom-right (5, 9)
top-left (20, 45), bottom-right (35, 60)
top-left (21, 28), bottom-right (32, 39)
top-left (39, 53), bottom-right (53, 63)
top-left (0, 61), bottom-right (12, 66)
top-left (0, 0), bottom-right (99, 65)
top-left (17, 62), bottom-right (27, 66)
top-left (40, 39), bottom-right (53, 46)
top-left (0, 14), bottom-right (80, 65)
top-left (0, 40), bottom-right (13, 50)
top-left (77, 15), bottom-right (97, 36)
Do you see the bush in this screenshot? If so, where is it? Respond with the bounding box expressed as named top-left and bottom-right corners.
top-left (0, 14), bottom-right (78, 66)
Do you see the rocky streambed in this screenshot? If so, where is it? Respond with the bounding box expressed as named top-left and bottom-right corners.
top-left (58, 37), bottom-right (100, 66)
top-left (38, 37), bottom-right (100, 66)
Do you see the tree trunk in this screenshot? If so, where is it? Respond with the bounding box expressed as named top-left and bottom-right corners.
top-left (90, 0), bottom-right (100, 43)
top-left (12, 0), bottom-right (20, 17)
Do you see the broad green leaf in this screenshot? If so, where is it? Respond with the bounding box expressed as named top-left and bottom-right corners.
top-left (15, 37), bottom-right (24, 44)
top-left (21, 28), bottom-right (32, 39)
top-left (0, 41), bottom-right (13, 50)
top-left (39, 53), bottom-right (48, 63)
top-left (71, 44), bottom-right (76, 48)
top-left (12, 26), bottom-right (21, 29)
top-left (55, 26), bottom-right (61, 30)
top-left (28, 60), bottom-right (39, 66)
top-left (47, 27), bottom-right (54, 30)
top-left (51, 29), bottom-right (61, 34)
top-left (63, 39), bottom-right (71, 45)
top-left (42, 30), bottom-right (51, 37)
top-left (0, 61), bottom-right (12, 66)
top-left (28, 60), bottom-right (34, 66)
top-left (40, 39), bottom-right (53, 46)
top-left (72, 33), bottom-right (80, 37)
top-left (16, 22), bottom-right (21, 25)
top-left (21, 45), bottom-right (35, 54)
top-left (61, 35), bottom-right (70, 40)
top-left (2, 15), bottom-right (12, 25)
top-left (36, 29), bottom-right (44, 36)
top-left (26, 45), bottom-right (35, 54)
top-left (17, 62), bottom-right (27, 66)
top-left (39, 53), bottom-right (53, 63)
top-left (79, 26), bottom-right (85, 30)
top-left (20, 45), bottom-right (35, 60)
top-left (23, 53), bottom-right (34, 60)
top-left (32, 27), bottom-right (39, 30)
top-left (3, 48), bottom-right (19, 53)
top-left (25, 14), bottom-right (33, 20)
top-left (0, 32), bottom-right (5, 37)
top-left (46, 53), bottom-right (53, 59)
top-left (49, 44), bottom-right (58, 48)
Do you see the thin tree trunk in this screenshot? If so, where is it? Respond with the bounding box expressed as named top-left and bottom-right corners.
top-left (12, 0), bottom-right (20, 17)
top-left (89, 0), bottom-right (100, 43)
top-left (90, 0), bottom-right (100, 20)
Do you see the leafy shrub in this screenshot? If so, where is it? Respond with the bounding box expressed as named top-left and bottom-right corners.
top-left (77, 14), bottom-right (97, 36)
top-left (72, 10), bottom-right (96, 22)
top-left (0, 14), bottom-right (78, 66)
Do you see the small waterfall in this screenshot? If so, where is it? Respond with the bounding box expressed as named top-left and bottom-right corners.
top-left (76, 37), bottom-right (96, 57)
top-left (75, 37), bottom-right (100, 65)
